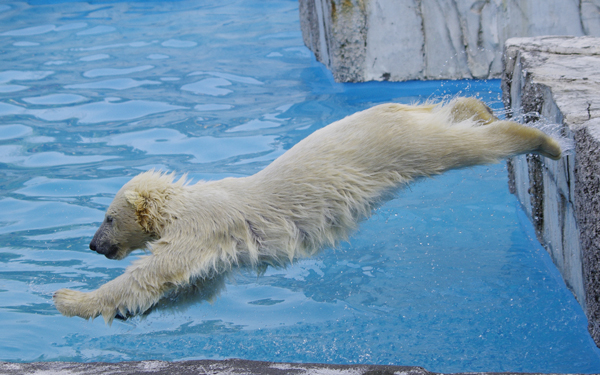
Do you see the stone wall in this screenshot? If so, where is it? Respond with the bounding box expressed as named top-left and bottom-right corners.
top-left (299, 0), bottom-right (600, 82)
top-left (502, 36), bottom-right (600, 346)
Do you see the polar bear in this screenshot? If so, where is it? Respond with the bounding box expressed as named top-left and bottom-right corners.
top-left (53, 98), bottom-right (561, 323)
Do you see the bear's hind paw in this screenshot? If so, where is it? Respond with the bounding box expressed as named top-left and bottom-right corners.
top-left (537, 135), bottom-right (562, 160)
top-left (449, 97), bottom-right (498, 125)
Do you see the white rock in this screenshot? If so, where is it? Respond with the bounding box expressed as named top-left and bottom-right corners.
top-left (299, 0), bottom-right (600, 82)
top-left (503, 36), bottom-right (600, 346)
top-left (364, 0), bottom-right (424, 81)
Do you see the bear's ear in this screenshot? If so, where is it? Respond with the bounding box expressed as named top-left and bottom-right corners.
top-left (124, 189), bottom-right (165, 234)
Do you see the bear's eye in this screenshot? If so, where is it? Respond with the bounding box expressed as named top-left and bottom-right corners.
top-left (106, 215), bottom-right (114, 224)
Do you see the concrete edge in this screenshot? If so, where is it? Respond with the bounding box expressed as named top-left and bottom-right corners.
top-left (501, 35), bottom-right (600, 346)
top-left (0, 359), bottom-right (586, 375)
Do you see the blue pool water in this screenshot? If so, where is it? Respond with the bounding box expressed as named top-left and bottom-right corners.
top-left (1, 0), bottom-right (600, 373)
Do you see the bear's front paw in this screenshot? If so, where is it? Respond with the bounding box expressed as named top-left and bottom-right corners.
top-left (53, 288), bottom-right (111, 321)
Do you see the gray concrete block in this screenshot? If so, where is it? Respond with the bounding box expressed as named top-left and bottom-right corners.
top-left (502, 36), bottom-right (600, 346)
top-left (299, 0), bottom-right (600, 82)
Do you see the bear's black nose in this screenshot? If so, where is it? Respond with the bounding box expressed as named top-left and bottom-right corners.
top-left (89, 240), bottom-right (97, 251)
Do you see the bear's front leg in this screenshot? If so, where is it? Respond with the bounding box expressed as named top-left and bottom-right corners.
top-left (54, 254), bottom-right (184, 323)
top-left (54, 282), bottom-right (158, 324)
top-left (53, 288), bottom-right (118, 322)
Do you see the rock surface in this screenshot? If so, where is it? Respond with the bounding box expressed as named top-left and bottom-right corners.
top-left (0, 359), bottom-right (585, 375)
top-left (0, 360), bottom-right (426, 375)
top-left (299, 0), bottom-right (600, 82)
top-left (502, 35), bottom-right (600, 346)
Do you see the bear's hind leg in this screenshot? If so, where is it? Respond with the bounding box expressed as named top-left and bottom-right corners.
top-left (491, 120), bottom-right (562, 160)
top-left (440, 119), bottom-right (562, 171)
top-left (444, 98), bottom-right (561, 160)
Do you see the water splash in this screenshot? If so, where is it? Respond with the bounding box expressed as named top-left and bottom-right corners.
top-left (529, 118), bottom-right (575, 156)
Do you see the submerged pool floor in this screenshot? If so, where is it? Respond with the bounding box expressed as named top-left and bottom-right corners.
top-left (0, 0), bottom-right (599, 373)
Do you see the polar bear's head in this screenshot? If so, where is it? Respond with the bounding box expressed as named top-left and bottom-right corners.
top-left (89, 171), bottom-right (184, 260)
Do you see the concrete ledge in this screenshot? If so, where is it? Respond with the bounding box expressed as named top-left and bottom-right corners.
top-left (299, 0), bottom-right (600, 82)
top-left (501, 36), bottom-right (600, 346)
top-left (0, 359), bottom-right (585, 375)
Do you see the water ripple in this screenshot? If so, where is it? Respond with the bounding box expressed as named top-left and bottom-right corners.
top-left (161, 39), bottom-right (197, 48)
top-left (13, 41), bottom-right (39, 47)
top-left (0, 124), bottom-right (32, 140)
top-left (102, 128), bottom-right (277, 163)
top-left (0, 145), bottom-right (117, 167)
top-left (0, 70), bottom-right (54, 84)
top-left (16, 176), bottom-right (129, 197)
top-left (23, 94), bottom-right (87, 105)
top-left (77, 26), bottom-right (116, 36)
top-left (65, 78), bottom-right (161, 90)
top-left (1, 22), bottom-right (87, 36)
top-left (181, 78), bottom-right (232, 96)
top-left (79, 54), bottom-right (110, 62)
top-left (190, 71), bottom-right (264, 85)
top-left (1, 24), bottom-right (56, 36)
top-left (83, 65), bottom-right (154, 78)
top-left (70, 41), bottom-right (157, 52)
top-left (0, 99), bottom-right (186, 124)
top-left (0, 85), bottom-right (27, 93)
top-left (0, 198), bottom-right (102, 234)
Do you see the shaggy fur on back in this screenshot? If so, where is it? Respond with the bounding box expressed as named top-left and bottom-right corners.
top-left (53, 98), bottom-right (562, 323)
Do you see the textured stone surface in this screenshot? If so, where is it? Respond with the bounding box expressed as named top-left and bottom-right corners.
top-left (299, 0), bottom-right (600, 82)
top-left (299, 0), bottom-right (367, 82)
top-left (0, 360), bottom-right (426, 375)
top-left (0, 360), bottom-right (585, 375)
top-left (502, 35), bottom-right (600, 346)
top-left (573, 120), bottom-right (600, 344)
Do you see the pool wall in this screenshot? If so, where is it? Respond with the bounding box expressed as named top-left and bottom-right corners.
top-left (297, 0), bottom-right (600, 82)
top-left (502, 35), bottom-right (600, 347)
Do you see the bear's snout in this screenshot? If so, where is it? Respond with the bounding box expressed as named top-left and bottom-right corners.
top-left (89, 238), bottom-right (120, 259)
top-left (90, 225), bottom-right (120, 259)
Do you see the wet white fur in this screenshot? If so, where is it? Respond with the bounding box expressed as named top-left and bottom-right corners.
top-left (53, 98), bottom-right (561, 323)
